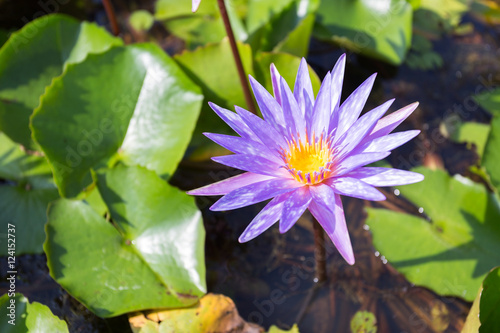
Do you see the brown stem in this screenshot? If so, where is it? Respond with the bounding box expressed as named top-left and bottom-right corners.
top-left (216, 0), bottom-right (256, 114)
top-left (313, 218), bottom-right (327, 283)
top-left (102, 0), bottom-right (120, 36)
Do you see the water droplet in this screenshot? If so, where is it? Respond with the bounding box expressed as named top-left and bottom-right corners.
top-left (418, 207), bottom-right (424, 214)
top-left (313, 277), bottom-right (319, 283)
top-left (363, 224), bottom-right (370, 230)
top-left (374, 251), bottom-right (380, 257)
top-left (382, 258), bottom-right (388, 264)
top-left (394, 189), bottom-right (400, 196)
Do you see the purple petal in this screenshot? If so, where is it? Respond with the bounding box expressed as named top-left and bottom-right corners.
top-left (365, 102), bottom-right (419, 142)
top-left (335, 73), bottom-right (377, 140)
top-left (325, 177), bottom-right (386, 201)
top-left (212, 154), bottom-right (283, 177)
top-left (304, 89), bottom-right (315, 136)
top-left (333, 152), bottom-right (390, 177)
top-left (192, 0), bottom-right (201, 12)
top-left (270, 64), bottom-right (283, 106)
top-left (209, 102), bottom-right (259, 141)
top-left (345, 167), bottom-right (425, 186)
top-left (204, 133), bottom-right (282, 164)
top-left (359, 130), bottom-right (420, 153)
top-left (235, 106), bottom-right (287, 151)
top-left (293, 58), bottom-right (314, 115)
top-left (210, 178), bottom-right (303, 211)
top-left (279, 186), bottom-right (312, 233)
top-left (311, 72), bottom-right (332, 137)
top-left (188, 172), bottom-right (274, 196)
top-left (328, 54), bottom-right (346, 132)
top-left (238, 194), bottom-right (288, 242)
top-left (249, 75), bottom-right (285, 132)
top-left (335, 99), bottom-right (394, 157)
top-left (308, 188), bottom-right (354, 265)
top-left (280, 76), bottom-right (304, 138)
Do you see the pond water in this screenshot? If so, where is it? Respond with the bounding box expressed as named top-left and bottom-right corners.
top-left (0, 2), bottom-right (498, 333)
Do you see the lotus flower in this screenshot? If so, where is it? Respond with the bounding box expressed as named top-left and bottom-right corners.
top-left (192, 0), bottom-right (201, 12)
top-left (188, 55), bottom-right (423, 265)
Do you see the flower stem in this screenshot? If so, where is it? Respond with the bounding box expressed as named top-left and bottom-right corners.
top-left (216, 0), bottom-right (256, 114)
top-left (102, 0), bottom-right (120, 36)
top-left (313, 218), bottom-right (327, 283)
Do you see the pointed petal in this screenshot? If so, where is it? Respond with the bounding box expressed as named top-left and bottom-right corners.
top-left (209, 102), bottom-right (259, 141)
top-left (210, 178), bottom-right (302, 211)
top-left (328, 54), bottom-right (346, 132)
top-left (335, 99), bottom-right (394, 157)
top-left (359, 130), bottom-right (420, 153)
top-left (235, 106), bottom-right (287, 151)
top-left (311, 71), bottom-right (332, 137)
top-left (366, 102), bottom-right (419, 142)
top-left (309, 188), bottom-right (354, 265)
top-left (188, 172), bottom-right (274, 196)
top-left (204, 133), bottom-right (282, 164)
top-left (212, 154), bottom-right (283, 177)
top-left (325, 177), bottom-right (386, 201)
top-left (279, 186), bottom-right (311, 233)
top-left (304, 89), bottom-right (314, 136)
top-left (192, 0), bottom-right (201, 12)
top-left (345, 167), bottom-right (425, 186)
top-left (293, 58), bottom-right (314, 115)
top-left (333, 152), bottom-right (390, 177)
top-left (280, 76), bottom-right (304, 138)
top-left (238, 194), bottom-right (287, 242)
top-left (249, 75), bottom-right (285, 132)
top-left (270, 64), bottom-right (283, 106)
top-left (335, 73), bottom-right (377, 140)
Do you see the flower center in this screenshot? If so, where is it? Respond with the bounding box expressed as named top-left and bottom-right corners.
top-left (282, 135), bottom-right (335, 185)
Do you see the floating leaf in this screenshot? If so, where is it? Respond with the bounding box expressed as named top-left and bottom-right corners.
top-left (268, 324), bottom-right (300, 333)
top-left (0, 133), bottom-right (58, 255)
top-left (246, 0), bottom-right (319, 57)
top-left (462, 267), bottom-right (500, 333)
top-left (483, 116), bottom-right (500, 193)
top-left (174, 39), bottom-right (254, 146)
top-left (366, 167), bottom-right (500, 301)
top-left (0, 14), bottom-right (122, 150)
top-left (314, 0), bottom-right (412, 65)
top-left (31, 43), bottom-right (203, 197)
top-left (350, 311), bottom-right (377, 333)
top-left (128, 293), bottom-right (262, 333)
top-left (413, 0), bottom-right (469, 36)
top-left (45, 165), bottom-right (205, 317)
top-left (129, 10), bottom-right (155, 32)
top-left (474, 88), bottom-right (500, 117)
top-left (0, 293), bottom-right (68, 332)
top-left (155, 0), bottom-right (247, 49)
top-left (440, 117), bottom-right (490, 158)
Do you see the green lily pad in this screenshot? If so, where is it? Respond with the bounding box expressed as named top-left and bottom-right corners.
top-left (31, 43), bottom-right (203, 198)
top-left (475, 88), bottom-right (500, 117)
top-left (350, 311), bottom-right (377, 333)
top-left (0, 14), bottom-right (122, 150)
top-left (0, 133), bottom-right (59, 256)
top-left (246, 0), bottom-right (319, 57)
top-left (0, 293), bottom-right (68, 332)
top-left (483, 116), bottom-right (500, 193)
top-left (155, 0), bottom-right (247, 49)
top-left (366, 167), bottom-right (500, 301)
top-left (462, 267), bottom-right (500, 333)
top-left (268, 324), bottom-right (300, 333)
top-left (129, 10), bottom-right (155, 32)
top-left (314, 0), bottom-right (412, 65)
top-left (413, 0), bottom-right (469, 36)
top-left (45, 165), bottom-right (205, 317)
top-left (440, 117), bottom-right (490, 158)
top-left (174, 39), bottom-right (254, 146)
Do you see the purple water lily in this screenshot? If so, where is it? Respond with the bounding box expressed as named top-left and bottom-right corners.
top-left (188, 55), bottom-right (423, 265)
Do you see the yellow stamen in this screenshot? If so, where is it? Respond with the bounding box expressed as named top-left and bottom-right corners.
top-left (283, 135), bottom-right (334, 184)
